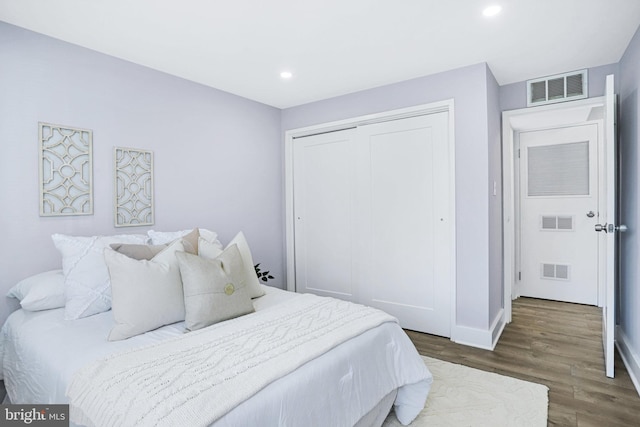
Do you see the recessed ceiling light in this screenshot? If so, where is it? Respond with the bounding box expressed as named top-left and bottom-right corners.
top-left (280, 71), bottom-right (293, 79)
top-left (482, 5), bottom-right (502, 17)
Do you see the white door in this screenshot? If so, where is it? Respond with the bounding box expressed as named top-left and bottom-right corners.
top-left (519, 124), bottom-right (600, 305)
top-left (357, 112), bottom-right (451, 336)
top-left (599, 74), bottom-right (618, 378)
top-left (293, 129), bottom-right (358, 301)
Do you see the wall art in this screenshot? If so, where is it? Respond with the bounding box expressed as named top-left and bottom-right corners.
top-left (114, 147), bottom-right (154, 227)
top-left (39, 122), bottom-right (93, 216)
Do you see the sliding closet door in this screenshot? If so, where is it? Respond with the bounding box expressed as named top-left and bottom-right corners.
top-left (357, 112), bottom-right (451, 336)
top-left (293, 129), bottom-right (358, 301)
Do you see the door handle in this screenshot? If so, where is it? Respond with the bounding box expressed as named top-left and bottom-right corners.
top-left (586, 211), bottom-right (595, 218)
top-left (595, 223), bottom-right (629, 233)
top-left (595, 223), bottom-right (607, 233)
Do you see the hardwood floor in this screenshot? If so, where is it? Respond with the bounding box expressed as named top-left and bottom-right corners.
top-left (406, 297), bottom-right (640, 426)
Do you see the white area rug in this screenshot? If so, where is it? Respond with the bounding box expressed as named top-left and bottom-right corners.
top-left (383, 356), bottom-right (548, 427)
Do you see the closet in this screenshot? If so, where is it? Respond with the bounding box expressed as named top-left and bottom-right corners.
top-left (291, 111), bottom-right (452, 337)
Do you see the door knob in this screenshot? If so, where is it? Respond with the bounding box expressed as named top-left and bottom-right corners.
top-left (595, 223), bottom-right (629, 233)
top-left (586, 211), bottom-right (595, 218)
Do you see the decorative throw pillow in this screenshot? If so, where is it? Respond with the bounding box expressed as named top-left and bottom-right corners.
top-left (110, 243), bottom-right (167, 260)
top-left (177, 244), bottom-right (254, 331)
top-left (198, 231), bottom-right (265, 298)
top-left (7, 270), bottom-right (65, 311)
top-left (52, 233), bottom-right (149, 320)
top-left (105, 240), bottom-right (186, 341)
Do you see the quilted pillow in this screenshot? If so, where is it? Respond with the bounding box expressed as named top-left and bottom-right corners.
top-left (52, 233), bottom-right (149, 320)
top-left (7, 270), bottom-right (65, 311)
top-left (199, 231), bottom-right (265, 298)
top-left (105, 240), bottom-right (186, 341)
top-left (177, 244), bottom-right (255, 331)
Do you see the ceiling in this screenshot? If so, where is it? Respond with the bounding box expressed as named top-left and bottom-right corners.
top-left (1, 0), bottom-right (640, 108)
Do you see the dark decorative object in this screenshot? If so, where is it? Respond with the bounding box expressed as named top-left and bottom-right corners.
top-left (254, 263), bottom-right (274, 283)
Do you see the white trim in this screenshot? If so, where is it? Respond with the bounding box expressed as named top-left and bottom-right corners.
top-left (616, 327), bottom-right (640, 397)
top-left (284, 100), bottom-right (457, 339)
top-left (452, 309), bottom-right (504, 350)
top-left (502, 97), bottom-right (607, 323)
top-left (285, 101), bottom-right (453, 140)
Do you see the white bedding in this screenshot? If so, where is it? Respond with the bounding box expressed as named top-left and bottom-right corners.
top-left (0, 286), bottom-right (431, 426)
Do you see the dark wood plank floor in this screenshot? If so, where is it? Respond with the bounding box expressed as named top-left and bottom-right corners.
top-left (406, 297), bottom-right (640, 427)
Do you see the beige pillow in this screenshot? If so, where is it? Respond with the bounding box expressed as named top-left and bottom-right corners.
top-left (105, 240), bottom-right (186, 341)
top-left (109, 243), bottom-right (167, 260)
top-left (177, 244), bottom-right (255, 331)
top-left (198, 231), bottom-right (265, 298)
top-left (180, 228), bottom-right (199, 254)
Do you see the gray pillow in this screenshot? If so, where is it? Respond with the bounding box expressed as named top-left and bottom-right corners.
top-left (177, 244), bottom-right (255, 331)
top-left (110, 243), bottom-right (167, 260)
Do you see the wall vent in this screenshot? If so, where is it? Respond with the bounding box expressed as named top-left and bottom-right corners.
top-left (541, 263), bottom-right (570, 281)
top-left (540, 215), bottom-right (574, 231)
top-left (527, 70), bottom-right (588, 107)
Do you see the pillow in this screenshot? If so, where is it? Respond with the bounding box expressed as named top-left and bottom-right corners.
top-left (177, 244), bottom-right (254, 331)
top-left (7, 270), bottom-right (65, 311)
top-left (110, 243), bottom-right (167, 260)
top-left (52, 233), bottom-right (149, 320)
top-left (147, 228), bottom-right (193, 244)
top-left (199, 231), bottom-right (265, 298)
top-left (105, 240), bottom-right (186, 341)
top-left (147, 228), bottom-right (222, 249)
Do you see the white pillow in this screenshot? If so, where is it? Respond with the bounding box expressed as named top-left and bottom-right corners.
top-left (177, 244), bottom-right (254, 331)
top-left (7, 270), bottom-right (65, 311)
top-left (198, 231), bottom-right (265, 298)
top-left (148, 228), bottom-right (222, 248)
top-left (52, 233), bottom-right (149, 320)
top-left (105, 240), bottom-right (186, 341)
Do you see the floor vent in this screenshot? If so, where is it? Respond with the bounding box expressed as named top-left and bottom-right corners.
top-left (527, 70), bottom-right (588, 107)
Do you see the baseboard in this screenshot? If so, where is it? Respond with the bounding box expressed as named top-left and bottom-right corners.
top-left (616, 326), bottom-right (640, 397)
top-left (490, 309), bottom-right (507, 350)
top-left (452, 309), bottom-right (505, 351)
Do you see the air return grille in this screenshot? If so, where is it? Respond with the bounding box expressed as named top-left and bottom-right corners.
top-left (541, 263), bottom-right (570, 281)
top-left (541, 215), bottom-right (574, 231)
top-left (527, 70), bottom-right (588, 107)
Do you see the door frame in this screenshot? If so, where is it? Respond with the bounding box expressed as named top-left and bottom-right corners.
top-left (502, 97), bottom-right (607, 322)
top-left (284, 99), bottom-right (456, 331)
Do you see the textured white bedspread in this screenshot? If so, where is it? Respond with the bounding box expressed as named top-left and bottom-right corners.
top-left (1, 286), bottom-right (432, 426)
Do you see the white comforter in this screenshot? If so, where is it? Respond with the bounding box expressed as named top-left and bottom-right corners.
top-left (1, 286), bottom-right (431, 426)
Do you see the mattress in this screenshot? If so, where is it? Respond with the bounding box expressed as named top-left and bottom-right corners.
top-left (0, 286), bottom-right (431, 426)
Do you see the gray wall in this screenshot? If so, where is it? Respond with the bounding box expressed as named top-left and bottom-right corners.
top-left (0, 23), bottom-right (284, 325)
top-left (282, 63), bottom-right (498, 333)
top-left (619, 24), bottom-right (640, 376)
top-left (486, 66), bottom-right (503, 326)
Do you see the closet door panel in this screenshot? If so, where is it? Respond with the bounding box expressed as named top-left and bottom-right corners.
top-left (293, 129), bottom-right (357, 300)
top-left (357, 112), bottom-right (451, 336)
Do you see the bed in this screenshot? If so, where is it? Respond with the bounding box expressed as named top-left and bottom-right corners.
top-left (0, 229), bottom-right (431, 426)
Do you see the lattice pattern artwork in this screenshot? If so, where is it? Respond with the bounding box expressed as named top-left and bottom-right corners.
top-left (39, 123), bottom-right (93, 216)
top-left (114, 147), bottom-right (154, 227)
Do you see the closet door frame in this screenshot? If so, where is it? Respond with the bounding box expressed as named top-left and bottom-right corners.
top-left (284, 99), bottom-right (456, 328)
